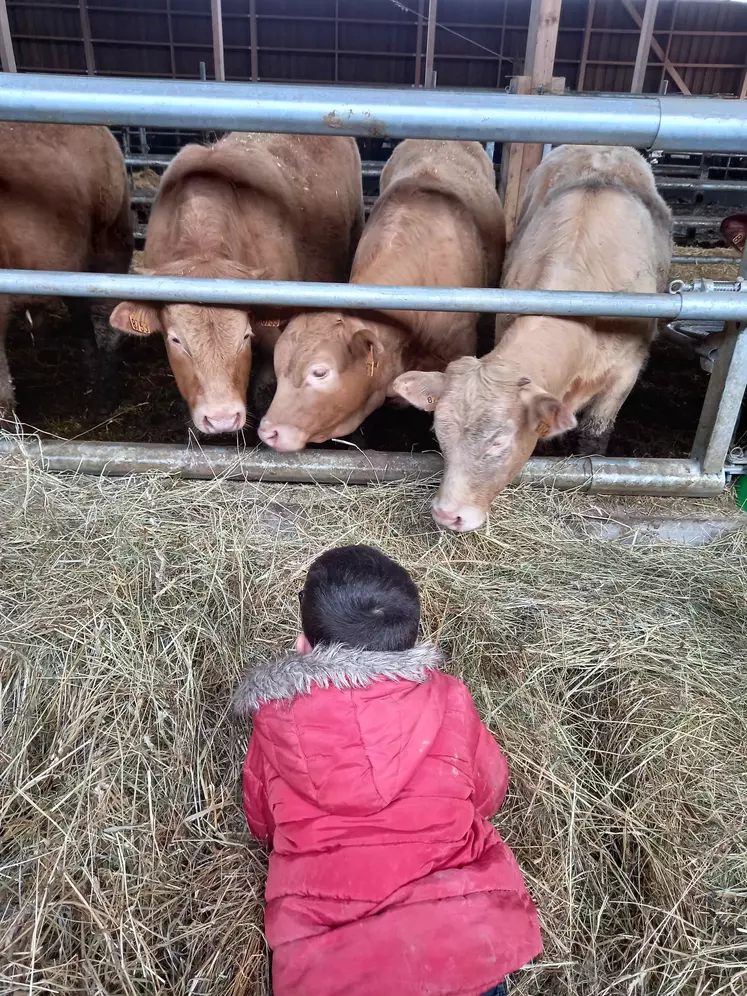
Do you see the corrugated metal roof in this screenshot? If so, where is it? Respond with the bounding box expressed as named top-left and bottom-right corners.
top-left (3, 0), bottom-right (746, 95)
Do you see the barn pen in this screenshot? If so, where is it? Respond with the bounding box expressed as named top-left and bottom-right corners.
top-left (1, 4), bottom-right (747, 996)
top-left (0, 75), bottom-right (746, 491)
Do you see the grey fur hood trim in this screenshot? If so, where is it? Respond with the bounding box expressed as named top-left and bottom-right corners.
top-left (232, 642), bottom-right (443, 717)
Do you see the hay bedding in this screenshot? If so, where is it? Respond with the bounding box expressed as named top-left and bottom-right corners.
top-left (0, 460), bottom-right (746, 996)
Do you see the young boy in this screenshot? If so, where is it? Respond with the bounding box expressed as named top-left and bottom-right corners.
top-left (233, 545), bottom-right (542, 996)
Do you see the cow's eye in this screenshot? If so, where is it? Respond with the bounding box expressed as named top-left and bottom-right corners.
top-left (170, 335), bottom-right (181, 345)
top-left (311, 366), bottom-right (329, 380)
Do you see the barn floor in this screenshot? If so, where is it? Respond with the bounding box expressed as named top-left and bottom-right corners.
top-left (1, 459), bottom-right (745, 996)
top-left (1, 304), bottom-right (715, 458)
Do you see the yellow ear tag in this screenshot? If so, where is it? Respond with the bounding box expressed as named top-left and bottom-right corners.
top-left (257, 318), bottom-right (281, 327)
top-left (426, 395), bottom-right (435, 406)
top-left (366, 344), bottom-right (377, 378)
top-left (129, 311), bottom-right (151, 335)
top-left (537, 420), bottom-right (551, 438)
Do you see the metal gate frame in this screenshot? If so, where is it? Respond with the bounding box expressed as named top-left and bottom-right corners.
top-left (0, 73), bottom-right (746, 497)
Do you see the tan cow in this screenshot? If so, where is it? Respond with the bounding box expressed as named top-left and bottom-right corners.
top-left (0, 123), bottom-right (132, 422)
top-left (258, 139), bottom-right (505, 451)
top-left (110, 133), bottom-right (363, 434)
top-left (394, 145), bottom-right (672, 532)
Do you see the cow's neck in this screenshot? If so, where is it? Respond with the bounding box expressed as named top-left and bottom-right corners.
top-left (490, 316), bottom-right (590, 397)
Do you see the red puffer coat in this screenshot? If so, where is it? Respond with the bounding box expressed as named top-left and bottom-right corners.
top-left (233, 643), bottom-right (542, 996)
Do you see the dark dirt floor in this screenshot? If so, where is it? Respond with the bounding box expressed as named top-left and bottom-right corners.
top-left (5, 302), bottom-right (723, 459)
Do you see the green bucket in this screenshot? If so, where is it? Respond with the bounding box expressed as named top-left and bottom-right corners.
top-left (736, 475), bottom-right (747, 511)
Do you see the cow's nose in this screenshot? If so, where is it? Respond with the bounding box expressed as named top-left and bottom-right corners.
top-left (432, 500), bottom-right (486, 533)
top-left (258, 419), bottom-right (306, 452)
top-left (200, 408), bottom-right (245, 434)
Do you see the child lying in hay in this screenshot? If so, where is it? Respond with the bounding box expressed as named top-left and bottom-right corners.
top-left (233, 544), bottom-right (542, 996)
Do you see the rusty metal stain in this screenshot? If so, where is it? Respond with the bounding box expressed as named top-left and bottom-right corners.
top-left (323, 111), bottom-right (347, 130)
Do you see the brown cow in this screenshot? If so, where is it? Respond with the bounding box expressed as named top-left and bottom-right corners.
top-left (258, 139), bottom-right (505, 451)
top-left (0, 123), bottom-right (132, 422)
top-left (394, 145), bottom-right (672, 532)
top-left (110, 133), bottom-right (363, 434)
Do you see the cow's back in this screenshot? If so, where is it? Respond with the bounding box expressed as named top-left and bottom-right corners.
top-left (0, 123), bottom-right (129, 273)
top-left (361, 139), bottom-right (504, 289)
top-left (350, 139), bottom-right (504, 365)
top-left (505, 145), bottom-right (671, 296)
top-left (146, 132), bottom-right (362, 283)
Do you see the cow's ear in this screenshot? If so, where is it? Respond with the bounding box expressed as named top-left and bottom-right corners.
top-left (391, 371), bottom-right (445, 411)
top-left (350, 327), bottom-right (383, 375)
top-left (109, 302), bottom-right (162, 336)
top-left (721, 213), bottom-right (747, 252)
top-left (521, 383), bottom-right (576, 438)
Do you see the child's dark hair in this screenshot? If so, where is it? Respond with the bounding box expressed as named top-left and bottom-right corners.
top-left (301, 545), bottom-right (420, 652)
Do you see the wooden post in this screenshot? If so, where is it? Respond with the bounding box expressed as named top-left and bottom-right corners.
top-left (79, 0), bottom-right (96, 76)
top-left (0, 0), bottom-right (16, 73)
top-left (524, 0), bottom-right (562, 82)
top-left (414, 0), bottom-right (425, 87)
top-left (630, 0), bottom-right (659, 93)
top-left (619, 0), bottom-right (690, 95)
top-left (578, 0), bottom-right (596, 92)
top-left (211, 0), bottom-right (225, 82)
top-left (499, 0), bottom-right (563, 239)
top-left (249, 0), bottom-right (258, 82)
top-left (424, 0), bottom-right (438, 89)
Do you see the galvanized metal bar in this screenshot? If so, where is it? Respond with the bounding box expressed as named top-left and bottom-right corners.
top-left (0, 0), bottom-right (16, 73)
top-left (0, 440), bottom-right (724, 496)
top-left (671, 256), bottom-right (738, 265)
top-left (5, 73), bottom-right (747, 150)
top-left (691, 326), bottom-right (747, 474)
top-left (423, 0), bottom-right (437, 89)
top-left (691, 239), bottom-right (747, 475)
top-left (630, 0), bottom-right (659, 93)
top-left (3, 269), bottom-right (747, 321)
top-left (211, 0), bottom-right (225, 82)
top-left (125, 155), bottom-right (173, 168)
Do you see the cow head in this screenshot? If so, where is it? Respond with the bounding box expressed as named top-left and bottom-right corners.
top-left (258, 312), bottom-right (391, 451)
top-left (721, 213), bottom-right (747, 253)
top-left (393, 356), bottom-right (576, 532)
top-left (109, 261), bottom-right (259, 434)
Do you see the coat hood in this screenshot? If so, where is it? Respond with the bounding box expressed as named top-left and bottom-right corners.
top-left (234, 643), bottom-right (445, 816)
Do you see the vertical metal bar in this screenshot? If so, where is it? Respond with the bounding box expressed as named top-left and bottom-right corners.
top-left (249, 0), bottom-right (259, 82)
top-left (414, 0), bottom-right (425, 86)
top-left (165, 0), bottom-right (176, 79)
top-left (0, 0), bottom-right (16, 73)
top-left (578, 0), bottom-right (596, 91)
top-left (211, 0), bottom-right (225, 82)
top-left (630, 0), bottom-right (660, 94)
top-left (78, 0), bottom-right (95, 76)
top-left (424, 0), bottom-right (437, 89)
top-left (691, 245), bottom-right (747, 475)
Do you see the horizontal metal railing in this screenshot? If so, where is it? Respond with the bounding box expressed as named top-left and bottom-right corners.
top-left (0, 74), bottom-right (744, 497)
top-left (1, 74), bottom-right (747, 151)
top-left (0, 270), bottom-right (745, 321)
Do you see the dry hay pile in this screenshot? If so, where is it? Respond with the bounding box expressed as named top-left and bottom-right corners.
top-left (131, 168), bottom-right (162, 193)
top-left (1, 459), bottom-right (746, 996)
top-left (669, 245), bottom-right (741, 283)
